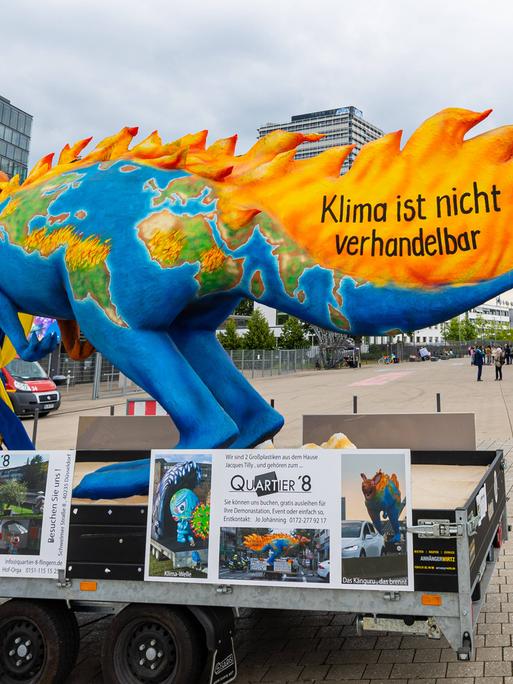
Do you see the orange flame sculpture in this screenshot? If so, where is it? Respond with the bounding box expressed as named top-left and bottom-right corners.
top-left (2, 108), bottom-right (512, 291)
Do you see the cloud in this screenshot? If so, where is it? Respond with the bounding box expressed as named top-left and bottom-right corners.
top-left (2, 0), bottom-right (513, 165)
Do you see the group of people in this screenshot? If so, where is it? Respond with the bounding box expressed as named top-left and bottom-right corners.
top-left (470, 344), bottom-right (511, 381)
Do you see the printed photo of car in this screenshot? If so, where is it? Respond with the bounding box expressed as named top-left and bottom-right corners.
top-left (341, 521), bottom-right (385, 558)
top-left (317, 560), bottom-right (330, 580)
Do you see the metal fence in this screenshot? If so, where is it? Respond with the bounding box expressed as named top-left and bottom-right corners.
top-left (36, 348), bottom-right (321, 399)
top-left (360, 341), bottom-right (471, 363)
top-left (228, 348), bottom-right (318, 378)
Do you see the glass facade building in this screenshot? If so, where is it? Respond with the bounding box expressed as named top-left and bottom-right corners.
top-left (0, 96), bottom-right (32, 181)
top-left (258, 106), bottom-right (383, 173)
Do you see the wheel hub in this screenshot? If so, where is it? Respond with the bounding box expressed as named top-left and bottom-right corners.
top-left (127, 622), bottom-right (176, 681)
top-left (1, 620), bottom-right (44, 680)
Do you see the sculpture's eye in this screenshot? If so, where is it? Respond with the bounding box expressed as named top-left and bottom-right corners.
top-left (177, 502), bottom-right (186, 514)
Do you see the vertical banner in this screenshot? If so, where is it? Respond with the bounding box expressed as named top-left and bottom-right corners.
top-left (0, 451), bottom-right (75, 578)
top-left (146, 451), bottom-right (212, 582)
top-left (145, 449), bottom-right (413, 590)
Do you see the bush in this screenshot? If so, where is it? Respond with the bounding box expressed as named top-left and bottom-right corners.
top-left (217, 319), bottom-right (241, 350)
top-left (243, 310), bottom-right (276, 350)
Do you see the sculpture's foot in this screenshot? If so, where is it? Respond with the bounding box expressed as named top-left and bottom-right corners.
top-left (229, 410), bottom-right (284, 448)
top-left (174, 417), bottom-right (239, 449)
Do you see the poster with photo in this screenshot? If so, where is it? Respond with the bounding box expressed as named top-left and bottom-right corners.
top-left (210, 449), bottom-right (340, 587)
top-left (145, 448), bottom-right (412, 590)
top-left (0, 451), bottom-right (75, 578)
top-left (340, 449), bottom-right (413, 591)
top-left (145, 452), bottom-right (212, 582)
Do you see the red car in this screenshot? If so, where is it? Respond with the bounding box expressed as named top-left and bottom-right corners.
top-left (0, 359), bottom-right (61, 417)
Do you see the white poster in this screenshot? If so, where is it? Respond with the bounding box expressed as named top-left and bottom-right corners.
top-left (211, 449), bottom-right (340, 587)
top-left (145, 448), bottom-right (413, 591)
top-left (0, 451), bottom-right (75, 578)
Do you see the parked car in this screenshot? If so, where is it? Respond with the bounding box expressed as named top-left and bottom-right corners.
top-left (341, 521), bottom-right (385, 558)
top-left (0, 359), bottom-right (61, 417)
top-left (317, 560), bottom-right (330, 580)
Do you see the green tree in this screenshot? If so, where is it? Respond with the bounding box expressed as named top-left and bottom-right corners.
top-left (483, 320), bottom-right (512, 342)
top-left (217, 319), bottom-right (241, 350)
top-left (23, 454), bottom-right (47, 491)
top-left (443, 315), bottom-right (476, 342)
top-left (0, 481), bottom-right (27, 512)
top-left (279, 316), bottom-right (309, 349)
top-left (442, 318), bottom-right (462, 342)
top-left (233, 299), bottom-right (254, 316)
top-left (243, 310), bottom-right (276, 350)
top-left (472, 315), bottom-right (485, 342)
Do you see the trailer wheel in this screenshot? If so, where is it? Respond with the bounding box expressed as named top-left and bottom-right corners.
top-left (60, 605), bottom-right (81, 666)
top-left (0, 599), bottom-right (77, 683)
top-left (102, 604), bottom-right (203, 683)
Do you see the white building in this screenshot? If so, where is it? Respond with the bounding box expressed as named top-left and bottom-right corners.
top-left (381, 291), bottom-right (513, 346)
top-left (258, 106), bottom-right (383, 173)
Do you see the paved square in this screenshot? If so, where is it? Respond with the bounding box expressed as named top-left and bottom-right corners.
top-left (47, 359), bottom-right (513, 682)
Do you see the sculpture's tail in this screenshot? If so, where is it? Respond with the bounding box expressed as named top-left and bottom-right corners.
top-left (58, 320), bottom-right (95, 360)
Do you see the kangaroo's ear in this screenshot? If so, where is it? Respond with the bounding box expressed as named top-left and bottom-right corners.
top-left (360, 473), bottom-right (367, 480)
top-left (373, 472), bottom-right (382, 484)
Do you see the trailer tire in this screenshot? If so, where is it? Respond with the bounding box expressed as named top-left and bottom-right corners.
top-left (60, 604), bottom-right (81, 666)
top-left (102, 604), bottom-right (203, 684)
top-left (0, 599), bottom-right (77, 683)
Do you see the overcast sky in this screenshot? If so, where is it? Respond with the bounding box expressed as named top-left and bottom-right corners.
top-left (3, 1), bottom-right (513, 165)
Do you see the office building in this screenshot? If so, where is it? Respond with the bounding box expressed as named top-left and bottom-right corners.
top-left (258, 106), bottom-right (383, 173)
top-left (0, 96), bottom-right (32, 182)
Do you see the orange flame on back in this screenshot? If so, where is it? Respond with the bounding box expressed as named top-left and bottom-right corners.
top-left (3, 108), bottom-right (512, 288)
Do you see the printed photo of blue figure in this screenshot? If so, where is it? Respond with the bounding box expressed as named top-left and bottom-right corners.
top-left (147, 453), bottom-right (211, 581)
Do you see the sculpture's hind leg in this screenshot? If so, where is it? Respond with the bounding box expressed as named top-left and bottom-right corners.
top-left (73, 313), bottom-right (239, 448)
top-left (171, 309), bottom-right (284, 448)
top-left (386, 503), bottom-right (401, 544)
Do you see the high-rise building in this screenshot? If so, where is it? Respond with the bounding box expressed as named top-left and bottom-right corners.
top-left (0, 96), bottom-right (32, 182)
top-left (257, 106), bottom-right (383, 173)
top-left (253, 107), bottom-right (384, 334)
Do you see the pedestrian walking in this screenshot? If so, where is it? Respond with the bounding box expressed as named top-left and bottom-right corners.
top-left (495, 346), bottom-right (505, 381)
top-left (474, 345), bottom-right (484, 381)
top-left (506, 343), bottom-right (511, 365)
top-left (486, 345), bottom-right (492, 365)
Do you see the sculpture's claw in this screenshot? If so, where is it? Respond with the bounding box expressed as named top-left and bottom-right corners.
top-left (19, 331), bottom-right (59, 362)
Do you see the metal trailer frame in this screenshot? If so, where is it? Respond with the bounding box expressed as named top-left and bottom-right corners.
top-left (0, 446), bottom-right (506, 683)
top-left (0, 507), bottom-right (505, 662)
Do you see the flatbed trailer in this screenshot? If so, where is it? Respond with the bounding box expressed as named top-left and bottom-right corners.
top-left (0, 448), bottom-right (507, 683)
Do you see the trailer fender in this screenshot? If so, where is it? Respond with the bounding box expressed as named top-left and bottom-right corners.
top-left (188, 606), bottom-right (237, 684)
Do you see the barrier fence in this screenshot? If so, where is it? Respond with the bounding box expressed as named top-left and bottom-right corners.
top-left (35, 340), bottom-right (480, 400)
top-left (228, 348), bottom-right (318, 378)
top-left (36, 347), bottom-right (322, 399)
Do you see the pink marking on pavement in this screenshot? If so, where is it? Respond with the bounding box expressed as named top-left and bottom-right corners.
top-left (349, 371), bottom-right (413, 387)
